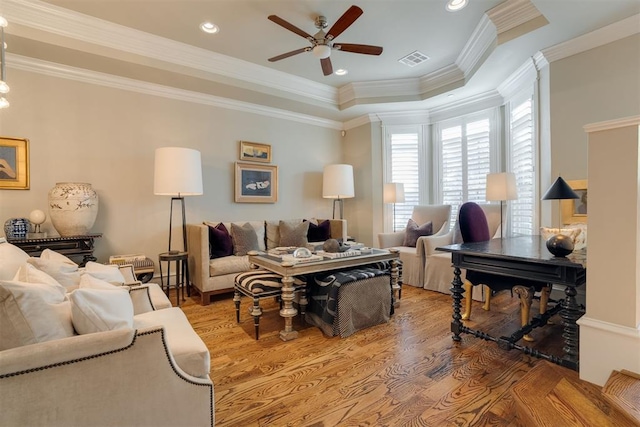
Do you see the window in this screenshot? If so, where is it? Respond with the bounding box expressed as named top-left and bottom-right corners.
top-left (435, 110), bottom-right (497, 225)
top-left (384, 127), bottom-right (421, 231)
top-left (507, 91), bottom-right (537, 235)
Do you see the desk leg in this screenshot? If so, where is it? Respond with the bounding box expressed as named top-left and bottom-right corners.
top-left (560, 285), bottom-right (582, 370)
top-left (450, 266), bottom-right (464, 342)
top-left (279, 275), bottom-right (298, 341)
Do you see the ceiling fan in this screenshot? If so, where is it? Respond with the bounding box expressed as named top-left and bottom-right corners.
top-left (267, 5), bottom-right (383, 76)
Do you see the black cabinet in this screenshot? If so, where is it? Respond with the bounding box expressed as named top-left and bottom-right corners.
top-left (8, 233), bottom-right (102, 266)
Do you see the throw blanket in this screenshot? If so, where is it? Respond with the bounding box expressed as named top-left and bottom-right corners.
top-left (307, 267), bottom-right (389, 329)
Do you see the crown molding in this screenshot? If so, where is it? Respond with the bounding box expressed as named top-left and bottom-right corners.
top-left (532, 51), bottom-right (549, 70)
top-left (3, 0), bottom-right (338, 106)
top-left (497, 57), bottom-right (538, 100)
top-left (428, 90), bottom-right (504, 124)
top-left (583, 115), bottom-right (640, 133)
top-left (8, 53), bottom-right (343, 130)
top-left (456, 15), bottom-right (497, 78)
top-left (486, 0), bottom-right (544, 35)
top-left (540, 13), bottom-right (640, 64)
top-left (343, 114), bottom-right (379, 131)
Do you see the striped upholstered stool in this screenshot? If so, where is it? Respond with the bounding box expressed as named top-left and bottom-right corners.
top-left (233, 269), bottom-right (307, 340)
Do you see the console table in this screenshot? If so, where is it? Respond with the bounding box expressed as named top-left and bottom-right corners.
top-left (7, 233), bottom-right (103, 266)
top-left (437, 235), bottom-right (586, 371)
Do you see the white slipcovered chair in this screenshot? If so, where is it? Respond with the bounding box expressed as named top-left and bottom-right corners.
top-left (423, 203), bottom-right (503, 296)
top-left (378, 205), bottom-right (451, 288)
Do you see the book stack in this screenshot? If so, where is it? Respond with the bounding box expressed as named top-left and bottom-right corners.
top-left (319, 250), bottom-right (362, 259)
top-left (109, 253), bottom-right (147, 264)
top-left (280, 254), bottom-right (323, 264)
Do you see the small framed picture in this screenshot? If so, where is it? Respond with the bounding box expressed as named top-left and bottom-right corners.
top-left (235, 162), bottom-right (278, 203)
top-left (0, 137), bottom-right (30, 190)
top-left (239, 141), bottom-right (271, 163)
top-left (561, 179), bottom-right (587, 224)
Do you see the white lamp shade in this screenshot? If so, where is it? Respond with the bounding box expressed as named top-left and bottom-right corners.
top-left (322, 164), bottom-right (354, 199)
top-left (486, 172), bottom-right (517, 201)
top-left (383, 183), bottom-right (405, 204)
top-left (312, 45), bottom-right (331, 59)
top-left (154, 147), bottom-right (203, 196)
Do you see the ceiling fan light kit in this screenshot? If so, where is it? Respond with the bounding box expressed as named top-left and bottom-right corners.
top-left (267, 5), bottom-right (383, 76)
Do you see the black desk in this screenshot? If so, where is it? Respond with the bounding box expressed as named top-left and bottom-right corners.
top-left (7, 233), bottom-right (102, 267)
top-left (437, 235), bottom-right (586, 370)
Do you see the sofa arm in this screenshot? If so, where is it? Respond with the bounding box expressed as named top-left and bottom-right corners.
top-left (187, 224), bottom-right (210, 294)
top-left (0, 327), bottom-right (214, 427)
top-left (378, 231), bottom-right (405, 248)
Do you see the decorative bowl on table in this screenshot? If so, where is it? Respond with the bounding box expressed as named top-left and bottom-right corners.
top-left (4, 218), bottom-right (31, 239)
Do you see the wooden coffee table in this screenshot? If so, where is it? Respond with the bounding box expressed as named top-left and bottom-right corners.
top-left (248, 248), bottom-right (400, 341)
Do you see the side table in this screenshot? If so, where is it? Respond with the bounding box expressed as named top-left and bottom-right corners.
top-left (158, 251), bottom-right (188, 306)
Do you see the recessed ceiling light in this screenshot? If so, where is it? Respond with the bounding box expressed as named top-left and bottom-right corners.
top-left (200, 22), bottom-right (219, 34)
top-left (446, 0), bottom-right (469, 12)
top-left (335, 69), bottom-right (348, 76)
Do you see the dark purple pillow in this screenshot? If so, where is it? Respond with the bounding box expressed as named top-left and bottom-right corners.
top-left (208, 223), bottom-right (233, 259)
top-left (402, 219), bottom-right (433, 247)
top-left (306, 220), bottom-right (331, 242)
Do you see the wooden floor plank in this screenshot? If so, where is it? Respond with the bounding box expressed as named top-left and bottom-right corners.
top-left (177, 285), bottom-right (605, 426)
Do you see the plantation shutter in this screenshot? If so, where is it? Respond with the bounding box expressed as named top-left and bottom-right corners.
top-left (389, 132), bottom-right (419, 231)
top-left (508, 95), bottom-right (536, 235)
top-left (439, 116), bottom-right (493, 225)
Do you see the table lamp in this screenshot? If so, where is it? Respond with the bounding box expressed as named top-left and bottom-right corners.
top-left (154, 147), bottom-right (203, 254)
top-left (485, 172), bottom-right (517, 238)
top-left (383, 182), bottom-right (405, 231)
top-left (541, 176), bottom-right (579, 256)
top-left (322, 164), bottom-right (354, 219)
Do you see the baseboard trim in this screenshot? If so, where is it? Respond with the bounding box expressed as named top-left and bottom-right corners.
top-left (577, 315), bottom-right (640, 386)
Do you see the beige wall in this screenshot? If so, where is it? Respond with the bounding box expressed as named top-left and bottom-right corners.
top-left (0, 69), bottom-right (342, 263)
top-left (550, 34), bottom-right (640, 188)
top-left (342, 122), bottom-right (383, 247)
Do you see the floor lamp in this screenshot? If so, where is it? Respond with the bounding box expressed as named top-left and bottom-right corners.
top-left (322, 164), bottom-right (354, 220)
top-left (384, 182), bottom-right (405, 232)
top-left (154, 147), bottom-right (203, 254)
top-left (486, 172), bottom-right (517, 238)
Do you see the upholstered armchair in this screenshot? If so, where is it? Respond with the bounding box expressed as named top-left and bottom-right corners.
top-left (423, 203), bottom-right (502, 296)
top-left (458, 202), bottom-right (552, 341)
top-left (378, 205), bottom-right (451, 288)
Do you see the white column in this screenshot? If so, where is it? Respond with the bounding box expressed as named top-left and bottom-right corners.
top-left (578, 116), bottom-right (640, 385)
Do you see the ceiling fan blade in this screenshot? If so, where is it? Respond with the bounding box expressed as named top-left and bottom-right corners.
top-left (268, 15), bottom-right (314, 40)
top-left (320, 57), bottom-right (333, 76)
top-left (326, 5), bottom-right (363, 40)
top-left (268, 47), bottom-right (309, 62)
top-left (335, 43), bottom-right (383, 55)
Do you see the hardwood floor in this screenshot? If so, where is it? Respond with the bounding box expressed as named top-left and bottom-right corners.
top-left (179, 284), bottom-right (577, 426)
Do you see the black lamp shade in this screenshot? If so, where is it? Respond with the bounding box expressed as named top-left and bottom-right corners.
top-left (542, 176), bottom-right (580, 200)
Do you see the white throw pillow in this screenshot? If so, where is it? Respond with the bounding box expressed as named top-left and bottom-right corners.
top-left (69, 288), bottom-right (134, 335)
top-left (0, 280), bottom-right (75, 350)
top-left (40, 248), bottom-right (77, 265)
top-left (0, 242), bottom-right (30, 281)
top-left (13, 263), bottom-right (66, 293)
top-left (79, 273), bottom-right (126, 291)
top-left (27, 257), bottom-right (81, 290)
top-left (84, 261), bottom-right (126, 285)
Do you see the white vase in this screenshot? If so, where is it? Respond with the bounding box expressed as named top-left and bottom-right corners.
top-left (48, 182), bottom-right (99, 237)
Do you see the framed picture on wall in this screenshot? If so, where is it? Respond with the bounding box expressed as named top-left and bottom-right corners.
top-left (561, 179), bottom-right (587, 224)
top-left (234, 162), bottom-right (278, 203)
top-left (0, 137), bottom-right (30, 190)
top-left (239, 141), bottom-right (271, 163)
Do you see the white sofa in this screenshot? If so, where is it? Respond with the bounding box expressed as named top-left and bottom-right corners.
top-left (187, 218), bottom-right (346, 305)
top-left (0, 240), bottom-right (214, 427)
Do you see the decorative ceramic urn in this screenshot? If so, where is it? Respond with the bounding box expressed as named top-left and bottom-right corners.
top-left (48, 182), bottom-right (99, 236)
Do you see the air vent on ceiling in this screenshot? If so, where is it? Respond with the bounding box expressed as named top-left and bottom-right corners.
top-left (398, 50), bottom-right (430, 67)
